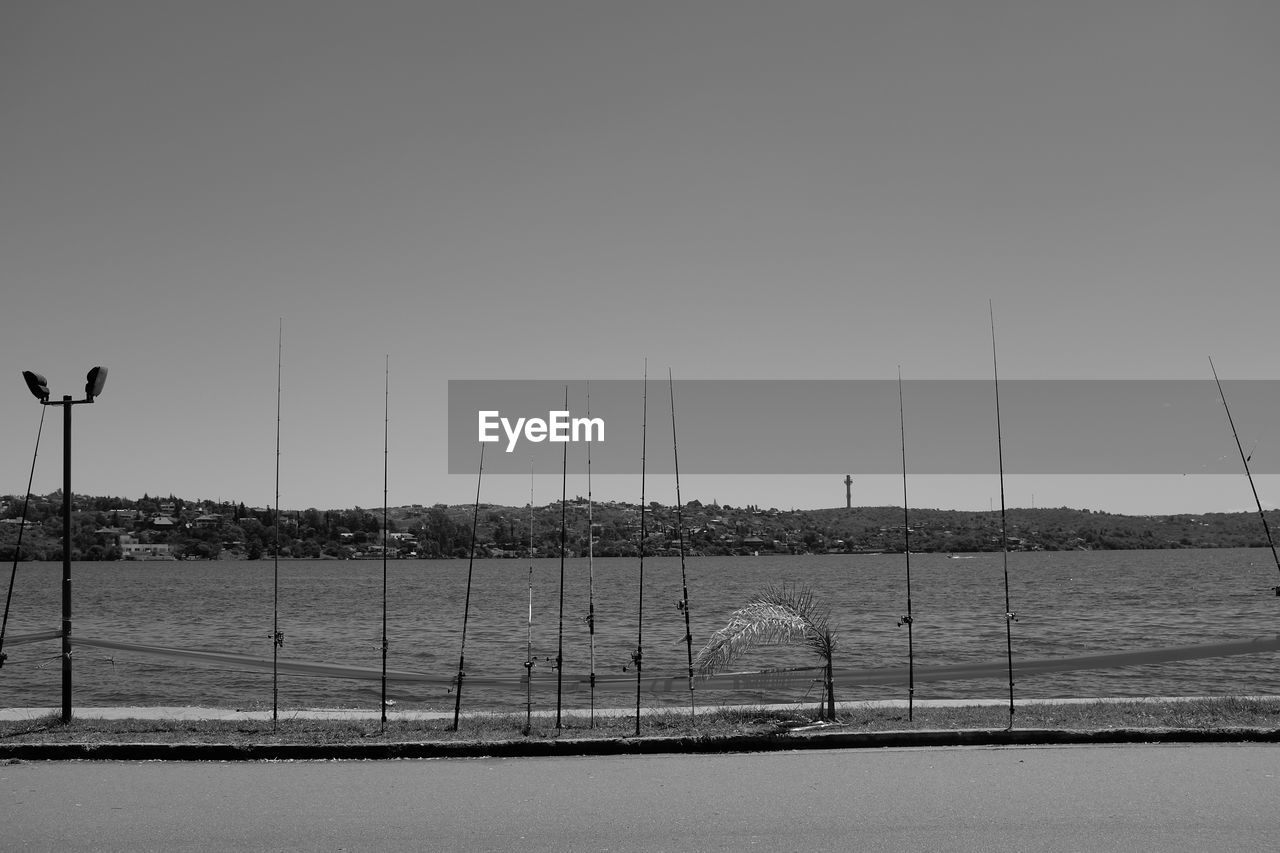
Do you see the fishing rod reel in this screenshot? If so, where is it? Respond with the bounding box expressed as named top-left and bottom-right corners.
top-left (271, 630), bottom-right (285, 648)
top-left (447, 669), bottom-right (465, 693)
top-left (897, 614), bottom-right (913, 627)
top-left (1005, 611), bottom-right (1019, 623)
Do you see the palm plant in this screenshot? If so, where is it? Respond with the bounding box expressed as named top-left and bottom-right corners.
top-left (693, 584), bottom-right (838, 719)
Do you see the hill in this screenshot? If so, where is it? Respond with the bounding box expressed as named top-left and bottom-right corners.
top-left (3, 492), bottom-right (1278, 560)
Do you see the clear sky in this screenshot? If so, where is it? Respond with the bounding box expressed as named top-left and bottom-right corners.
top-left (3, 1), bottom-right (1278, 515)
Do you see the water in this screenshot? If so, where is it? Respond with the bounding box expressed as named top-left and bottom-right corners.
top-left (2, 549), bottom-right (1279, 712)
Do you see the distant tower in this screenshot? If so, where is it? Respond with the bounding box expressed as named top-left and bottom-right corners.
top-left (844, 474), bottom-right (853, 509)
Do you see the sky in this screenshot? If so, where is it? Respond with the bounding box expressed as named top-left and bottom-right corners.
top-left (3, 1), bottom-right (1279, 516)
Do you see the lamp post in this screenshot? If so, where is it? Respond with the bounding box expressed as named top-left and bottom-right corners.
top-left (21, 366), bottom-right (107, 723)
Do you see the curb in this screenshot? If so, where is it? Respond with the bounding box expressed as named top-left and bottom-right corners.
top-left (5, 727), bottom-right (1280, 762)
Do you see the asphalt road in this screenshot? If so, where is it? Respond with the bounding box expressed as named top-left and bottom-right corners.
top-left (5, 744), bottom-right (1278, 851)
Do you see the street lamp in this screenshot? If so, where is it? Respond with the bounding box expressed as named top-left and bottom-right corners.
top-left (21, 366), bottom-right (107, 723)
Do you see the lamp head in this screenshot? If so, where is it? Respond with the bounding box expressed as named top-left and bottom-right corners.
top-left (22, 371), bottom-right (49, 402)
top-left (85, 366), bottom-right (108, 401)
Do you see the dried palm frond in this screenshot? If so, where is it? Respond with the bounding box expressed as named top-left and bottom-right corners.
top-left (694, 584), bottom-right (837, 678)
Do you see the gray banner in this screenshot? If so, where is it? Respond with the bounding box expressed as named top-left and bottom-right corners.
top-left (447, 379), bottom-right (1280, 476)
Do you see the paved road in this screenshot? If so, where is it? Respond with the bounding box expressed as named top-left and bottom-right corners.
top-left (5, 744), bottom-right (1278, 851)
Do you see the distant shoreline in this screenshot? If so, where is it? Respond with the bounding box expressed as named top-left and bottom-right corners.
top-left (4, 493), bottom-right (1279, 561)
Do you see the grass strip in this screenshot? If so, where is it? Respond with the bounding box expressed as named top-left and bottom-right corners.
top-left (4, 697), bottom-right (1280, 748)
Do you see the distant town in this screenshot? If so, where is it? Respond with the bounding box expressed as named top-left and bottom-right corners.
top-left (2, 491), bottom-right (1277, 561)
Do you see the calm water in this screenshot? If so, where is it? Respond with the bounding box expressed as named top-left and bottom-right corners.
top-left (2, 549), bottom-right (1279, 712)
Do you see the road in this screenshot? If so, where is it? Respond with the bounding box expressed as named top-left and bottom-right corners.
top-left (5, 744), bottom-right (1277, 851)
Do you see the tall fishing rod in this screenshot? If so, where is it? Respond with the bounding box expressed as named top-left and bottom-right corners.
top-left (634, 362), bottom-right (648, 737)
top-left (990, 301), bottom-right (1015, 729)
top-left (450, 443), bottom-right (485, 730)
top-left (272, 319), bottom-right (283, 728)
top-left (380, 355), bottom-right (389, 730)
top-left (555, 385), bottom-right (569, 730)
top-left (669, 369), bottom-right (695, 719)
top-left (524, 458), bottom-right (534, 735)
top-left (0, 406), bottom-right (47, 670)
top-left (896, 368), bottom-right (916, 721)
top-left (1209, 357), bottom-right (1280, 592)
top-left (585, 383), bottom-right (598, 726)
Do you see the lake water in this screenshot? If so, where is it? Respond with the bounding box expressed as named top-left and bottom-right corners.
top-left (2, 549), bottom-right (1279, 712)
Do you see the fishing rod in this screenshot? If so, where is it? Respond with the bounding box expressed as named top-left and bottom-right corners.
top-left (585, 383), bottom-right (598, 726)
top-left (450, 443), bottom-right (485, 730)
top-left (634, 362), bottom-right (648, 737)
top-left (272, 319), bottom-right (283, 729)
top-left (524, 458), bottom-right (534, 735)
top-left (380, 355), bottom-right (389, 730)
top-left (0, 406), bottom-right (47, 670)
top-left (990, 301), bottom-right (1015, 729)
top-left (896, 368), bottom-right (916, 721)
top-left (1209, 357), bottom-right (1280, 592)
top-left (555, 386), bottom-right (569, 730)
top-left (669, 368), bottom-right (695, 719)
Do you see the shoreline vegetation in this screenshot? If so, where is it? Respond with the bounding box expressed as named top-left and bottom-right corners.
top-left (4, 492), bottom-right (1280, 562)
top-left (3, 698), bottom-right (1280, 751)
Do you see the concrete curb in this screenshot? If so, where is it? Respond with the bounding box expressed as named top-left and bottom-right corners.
top-left (5, 726), bottom-right (1280, 762)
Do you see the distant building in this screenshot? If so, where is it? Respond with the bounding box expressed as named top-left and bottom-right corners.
top-left (118, 533), bottom-right (172, 559)
top-left (108, 509), bottom-right (142, 525)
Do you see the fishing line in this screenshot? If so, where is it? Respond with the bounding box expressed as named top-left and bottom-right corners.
top-left (524, 458), bottom-right (534, 735)
top-left (555, 386), bottom-right (569, 730)
top-left (990, 301), bottom-right (1015, 729)
top-left (272, 318), bottom-right (283, 729)
top-left (669, 368), bottom-right (695, 719)
top-left (0, 405), bottom-right (48, 670)
top-left (585, 383), bottom-right (598, 726)
top-left (1209, 357), bottom-right (1280, 592)
top-left (381, 355), bottom-right (389, 730)
top-left (450, 442), bottom-right (485, 730)
top-left (896, 368), bottom-right (916, 721)
top-left (21, 629), bottom-right (1280, 699)
top-left (634, 361), bottom-right (648, 737)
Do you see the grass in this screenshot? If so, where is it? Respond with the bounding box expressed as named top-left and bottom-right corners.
top-left (3, 697), bottom-right (1280, 749)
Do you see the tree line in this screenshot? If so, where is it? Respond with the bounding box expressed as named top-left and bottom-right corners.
top-left (2, 491), bottom-right (1278, 561)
